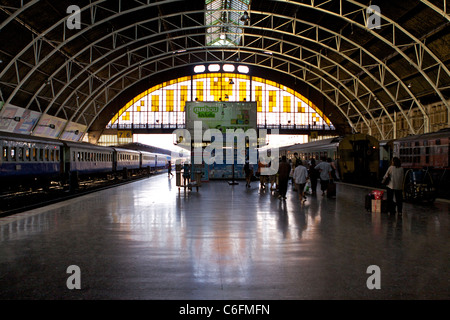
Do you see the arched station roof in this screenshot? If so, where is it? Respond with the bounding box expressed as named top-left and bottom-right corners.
top-left (0, 0), bottom-right (448, 142)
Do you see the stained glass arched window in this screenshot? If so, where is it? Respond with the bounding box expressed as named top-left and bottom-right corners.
top-left (107, 73), bottom-right (334, 131)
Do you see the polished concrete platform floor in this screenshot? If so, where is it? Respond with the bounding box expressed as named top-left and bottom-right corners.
top-left (0, 173), bottom-right (449, 300)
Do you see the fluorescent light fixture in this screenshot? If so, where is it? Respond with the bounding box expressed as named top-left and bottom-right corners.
top-left (237, 65), bottom-right (249, 73)
top-left (208, 64), bottom-right (220, 72)
top-left (223, 64), bottom-right (235, 72)
top-left (194, 65), bottom-right (206, 73)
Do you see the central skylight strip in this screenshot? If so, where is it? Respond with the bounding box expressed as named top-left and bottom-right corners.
top-left (205, 0), bottom-right (251, 47)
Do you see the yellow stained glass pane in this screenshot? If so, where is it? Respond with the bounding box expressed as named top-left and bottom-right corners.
top-left (196, 81), bottom-right (204, 101)
top-left (151, 95), bottom-right (159, 112)
top-left (283, 96), bottom-right (291, 112)
top-left (166, 90), bottom-right (174, 112)
top-left (269, 91), bottom-right (276, 112)
top-left (239, 81), bottom-right (247, 101)
top-left (180, 85), bottom-right (188, 112)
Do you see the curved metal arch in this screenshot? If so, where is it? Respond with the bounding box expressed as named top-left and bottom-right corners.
top-left (28, 9), bottom-right (426, 138)
top-left (270, 0), bottom-right (450, 115)
top-left (1, 0), bottom-right (183, 105)
top-left (0, 0), bottom-right (40, 31)
top-left (0, 0), bottom-right (105, 79)
top-left (2, 3), bottom-right (444, 137)
top-left (420, 0), bottom-right (450, 21)
top-left (61, 33), bottom-right (387, 137)
top-left (40, 15), bottom-right (417, 136)
top-left (6, 3), bottom-right (440, 121)
top-left (246, 12), bottom-right (428, 134)
top-left (89, 61), bottom-right (359, 136)
top-left (49, 31), bottom-right (376, 135)
top-left (32, 10), bottom-right (408, 131)
top-left (72, 47), bottom-right (370, 137)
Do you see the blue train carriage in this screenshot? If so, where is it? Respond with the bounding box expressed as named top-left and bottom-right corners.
top-left (0, 132), bottom-right (64, 190)
top-left (154, 153), bottom-right (171, 170)
top-left (63, 141), bottom-right (114, 180)
top-left (113, 147), bottom-right (141, 178)
top-left (140, 151), bottom-right (157, 173)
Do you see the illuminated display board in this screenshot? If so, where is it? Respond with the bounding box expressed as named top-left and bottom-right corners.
top-left (185, 101), bottom-right (257, 132)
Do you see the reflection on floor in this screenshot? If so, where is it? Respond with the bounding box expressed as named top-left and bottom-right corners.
top-left (0, 174), bottom-right (449, 299)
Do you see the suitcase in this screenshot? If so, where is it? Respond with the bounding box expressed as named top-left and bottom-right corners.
top-left (327, 181), bottom-right (336, 198)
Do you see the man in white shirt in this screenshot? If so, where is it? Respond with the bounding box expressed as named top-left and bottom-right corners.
top-left (315, 157), bottom-right (332, 196)
top-left (293, 160), bottom-right (309, 202)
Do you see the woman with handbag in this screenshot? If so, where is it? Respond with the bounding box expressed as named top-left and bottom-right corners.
top-left (382, 157), bottom-right (405, 216)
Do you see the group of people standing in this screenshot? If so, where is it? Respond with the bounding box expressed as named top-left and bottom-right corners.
top-left (244, 153), bottom-right (338, 203)
top-left (285, 153), bottom-right (336, 202)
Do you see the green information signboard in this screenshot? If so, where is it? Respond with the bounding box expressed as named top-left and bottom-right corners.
top-left (185, 101), bottom-right (257, 133)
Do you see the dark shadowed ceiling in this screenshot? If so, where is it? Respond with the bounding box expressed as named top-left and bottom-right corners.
top-left (0, 0), bottom-right (449, 141)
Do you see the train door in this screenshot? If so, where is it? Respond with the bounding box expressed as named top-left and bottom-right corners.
top-left (351, 140), bottom-right (371, 183)
top-left (63, 145), bottom-right (71, 181)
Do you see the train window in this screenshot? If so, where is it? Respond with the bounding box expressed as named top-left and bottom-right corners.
top-left (436, 139), bottom-right (441, 145)
top-left (44, 149), bottom-right (49, 161)
top-left (2, 147), bottom-right (8, 161)
top-left (18, 148), bottom-right (23, 161)
top-left (32, 148), bottom-right (37, 161)
top-left (26, 148), bottom-right (30, 161)
top-left (50, 150), bottom-right (54, 161)
top-left (10, 147), bottom-right (16, 161)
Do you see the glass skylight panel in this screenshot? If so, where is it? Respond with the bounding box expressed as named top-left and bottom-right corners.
top-left (205, 0), bottom-right (251, 47)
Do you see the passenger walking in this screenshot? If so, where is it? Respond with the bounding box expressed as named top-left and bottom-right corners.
top-left (382, 157), bottom-right (405, 216)
top-left (258, 160), bottom-right (267, 190)
top-left (244, 161), bottom-right (253, 188)
top-left (168, 160), bottom-right (174, 177)
top-left (315, 157), bottom-right (332, 196)
top-left (293, 160), bottom-right (309, 202)
top-left (277, 156), bottom-right (291, 200)
top-left (308, 158), bottom-right (319, 195)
